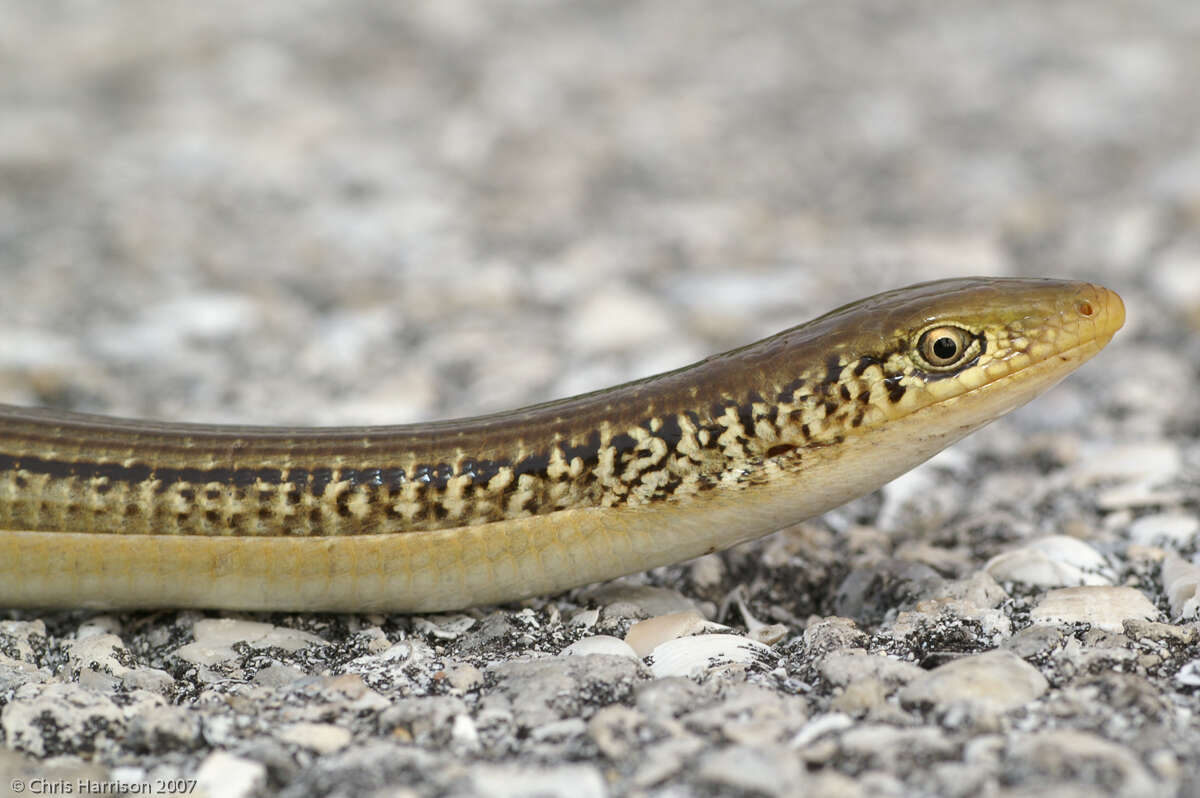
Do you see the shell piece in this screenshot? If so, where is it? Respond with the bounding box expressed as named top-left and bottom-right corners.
top-left (1161, 554), bottom-right (1200, 618)
top-left (1129, 513), bottom-right (1200, 547)
top-left (1029, 586), bottom-right (1158, 632)
top-left (624, 610), bottom-right (727, 658)
top-left (1176, 660), bottom-right (1200, 687)
top-left (984, 535), bottom-right (1115, 588)
top-left (898, 650), bottom-right (1048, 714)
top-left (644, 634), bottom-right (777, 679)
top-left (730, 586), bottom-right (791, 645)
top-left (561, 635), bottom-right (640, 661)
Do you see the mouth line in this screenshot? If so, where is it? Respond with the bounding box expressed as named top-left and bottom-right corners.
top-left (940, 327), bottom-right (1114, 409)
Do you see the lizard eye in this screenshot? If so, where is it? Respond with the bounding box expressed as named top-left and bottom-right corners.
top-left (916, 326), bottom-right (975, 370)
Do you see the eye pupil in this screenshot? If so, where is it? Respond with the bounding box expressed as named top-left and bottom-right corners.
top-left (916, 326), bottom-right (973, 369)
top-left (932, 336), bottom-right (958, 360)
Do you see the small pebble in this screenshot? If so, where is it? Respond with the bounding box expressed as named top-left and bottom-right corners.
top-left (1122, 618), bottom-right (1197, 645)
top-left (413, 614), bottom-right (476, 640)
top-left (1128, 513), bottom-right (1199, 547)
top-left (624, 610), bottom-right (725, 657)
top-left (467, 764), bottom-right (607, 798)
top-left (565, 287), bottom-right (678, 351)
top-left (279, 723), bottom-right (353, 754)
top-left (194, 752), bottom-right (267, 798)
top-left (645, 634), bottom-right (776, 679)
top-left (682, 683), bottom-right (807, 744)
top-left (1, 682), bottom-right (130, 757)
top-left (630, 737), bottom-right (707, 789)
top-left (444, 663), bottom-right (486, 693)
top-left (1097, 482), bottom-right (1187, 511)
top-left (899, 651), bottom-right (1048, 714)
top-left (561, 636), bottom-right (640, 661)
top-left (174, 619), bottom-right (327, 666)
top-left (0, 620), bottom-right (47, 664)
top-left (583, 583), bottom-right (701, 618)
top-left (451, 713), bottom-right (481, 751)
top-left (984, 535), bottom-right (1115, 587)
top-left (695, 744), bottom-right (808, 797)
top-left (569, 609), bottom-right (600, 628)
top-left (1004, 730), bottom-right (1159, 797)
top-left (121, 668), bottom-right (176, 695)
top-left (588, 705), bottom-right (648, 760)
top-left (1161, 554), bottom-right (1200, 618)
top-left (1030, 586), bottom-right (1159, 632)
top-left (251, 663), bottom-right (307, 688)
top-left (802, 617), bottom-right (868, 656)
top-left (1070, 442), bottom-right (1183, 485)
top-left (1004, 625), bottom-right (1064, 658)
top-left (790, 713), bottom-right (855, 749)
top-left (818, 650), bottom-right (924, 689)
top-left (634, 676), bottom-right (713, 719)
top-left (831, 679), bottom-right (889, 716)
top-left (1149, 246), bottom-right (1200, 317)
top-left (1174, 660), bottom-right (1200, 687)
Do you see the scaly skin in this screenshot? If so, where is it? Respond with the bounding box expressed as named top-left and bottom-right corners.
top-left (0, 277), bottom-right (1124, 611)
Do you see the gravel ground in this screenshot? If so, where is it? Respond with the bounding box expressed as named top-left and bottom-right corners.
top-left (1, 2), bottom-right (1199, 797)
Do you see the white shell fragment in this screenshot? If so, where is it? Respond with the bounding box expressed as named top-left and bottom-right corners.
top-left (1070, 442), bottom-right (1183, 485)
top-left (645, 634), bottom-right (777, 679)
top-left (278, 722), bottom-right (353, 754)
top-left (413, 614), bottom-right (477, 640)
top-left (1068, 442), bottom-right (1186, 511)
top-left (194, 752), bottom-right (267, 798)
top-left (173, 619), bottom-right (328, 667)
top-left (984, 535), bottom-right (1115, 588)
top-left (1128, 513), bottom-right (1200, 547)
top-left (624, 610), bottom-right (728, 658)
top-left (1161, 554), bottom-right (1200, 618)
top-left (1029, 586), bottom-right (1158, 632)
top-left (561, 636), bottom-right (641, 661)
top-left (729, 587), bottom-right (791, 645)
top-left (899, 650), bottom-right (1049, 714)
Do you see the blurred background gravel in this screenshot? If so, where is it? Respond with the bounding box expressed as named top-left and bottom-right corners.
top-left (1, 2), bottom-right (1198, 797)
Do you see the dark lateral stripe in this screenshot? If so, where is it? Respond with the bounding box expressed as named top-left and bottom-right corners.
top-left (0, 452), bottom-right (297, 494)
top-left (0, 433), bottom-right (612, 495)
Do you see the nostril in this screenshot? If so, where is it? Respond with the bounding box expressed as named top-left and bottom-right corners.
top-left (1077, 300), bottom-right (1094, 317)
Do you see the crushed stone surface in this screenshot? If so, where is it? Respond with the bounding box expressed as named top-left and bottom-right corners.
top-left (1, 2), bottom-right (1199, 797)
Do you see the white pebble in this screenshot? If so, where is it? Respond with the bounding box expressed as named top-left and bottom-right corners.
top-left (451, 713), bottom-right (481, 750)
top-left (984, 535), bottom-right (1114, 587)
top-left (1161, 554), bottom-right (1200, 618)
top-left (1128, 513), bottom-right (1199, 547)
top-left (278, 722), bottom-right (352, 754)
top-left (468, 764), bottom-right (607, 798)
top-left (581, 583), bottom-right (700, 617)
top-left (1029, 586), bottom-right (1158, 632)
top-left (1149, 247), bottom-right (1200, 313)
top-left (645, 634), bottom-right (776, 679)
top-left (569, 609), bottom-right (600, 628)
top-left (1175, 660), bottom-right (1200, 687)
top-left (173, 619), bottom-right (327, 666)
top-left (899, 650), bottom-right (1048, 713)
top-left (789, 713), bottom-right (855, 748)
top-left (194, 752), bottom-right (266, 798)
top-left (561, 635), bottom-right (640, 661)
top-left (413, 614), bottom-right (477, 640)
top-left (624, 610), bottom-right (726, 658)
top-left (566, 287), bottom-right (677, 352)
top-left (1071, 442), bottom-right (1182, 486)
top-left (68, 634), bottom-right (134, 677)
top-left (1097, 482), bottom-right (1186, 511)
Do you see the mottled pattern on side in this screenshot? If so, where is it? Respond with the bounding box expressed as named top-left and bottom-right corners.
top-left (0, 278), bottom-right (1120, 537)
